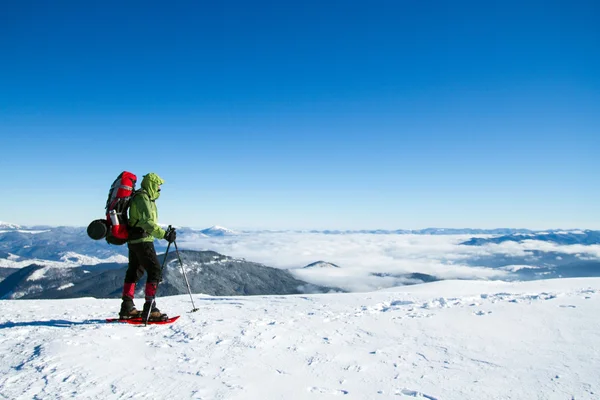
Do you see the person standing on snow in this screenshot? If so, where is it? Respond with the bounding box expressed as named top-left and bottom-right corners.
top-left (119, 172), bottom-right (177, 321)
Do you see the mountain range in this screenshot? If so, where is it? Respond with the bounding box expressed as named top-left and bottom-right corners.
top-left (1, 221), bottom-right (599, 298)
top-left (461, 230), bottom-right (600, 246)
top-left (1, 222), bottom-right (594, 265)
top-left (0, 250), bottom-right (336, 300)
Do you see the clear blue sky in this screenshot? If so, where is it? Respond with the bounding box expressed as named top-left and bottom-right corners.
top-left (1, 0), bottom-right (598, 230)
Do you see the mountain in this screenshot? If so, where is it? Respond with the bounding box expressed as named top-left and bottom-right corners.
top-left (0, 221), bottom-right (21, 230)
top-left (2, 224), bottom-right (591, 267)
top-left (2, 224), bottom-right (598, 291)
top-left (1, 278), bottom-right (598, 399)
top-left (303, 261), bottom-right (341, 269)
top-left (300, 228), bottom-right (539, 235)
top-left (0, 262), bottom-right (127, 299)
top-left (0, 250), bottom-right (334, 300)
top-left (0, 226), bottom-right (129, 261)
top-left (461, 230), bottom-right (600, 246)
top-left (415, 228), bottom-right (534, 235)
top-left (0, 224), bottom-right (242, 264)
top-left (198, 225), bottom-right (239, 236)
top-left (0, 267), bottom-right (19, 282)
top-left (370, 272), bottom-right (439, 284)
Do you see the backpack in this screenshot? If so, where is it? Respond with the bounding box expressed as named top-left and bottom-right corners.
top-left (87, 171), bottom-right (137, 245)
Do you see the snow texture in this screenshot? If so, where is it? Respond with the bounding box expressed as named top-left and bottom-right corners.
top-left (0, 278), bottom-right (598, 399)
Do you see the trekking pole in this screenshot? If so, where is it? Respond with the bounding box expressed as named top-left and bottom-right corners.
top-left (173, 239), bottom-right (199, 312)
top-left (144, 229), bottom-right (172, 326)
top-left (160, 242), bottom-right (172, 280)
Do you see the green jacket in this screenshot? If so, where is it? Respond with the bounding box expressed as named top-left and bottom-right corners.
top-left (128, 173), bottom-right (166, 244)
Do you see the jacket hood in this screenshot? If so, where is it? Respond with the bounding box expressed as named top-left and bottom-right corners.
top-left (141, 173), bottom-right (165, 200)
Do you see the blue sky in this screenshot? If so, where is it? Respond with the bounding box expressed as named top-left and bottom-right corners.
top-left (1, 0), bottom-right (598, 230)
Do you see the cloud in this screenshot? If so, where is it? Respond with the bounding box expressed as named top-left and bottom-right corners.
top-left (178, 233), bottom-right (600, 292)
top-left (177, 233), bottom-right (520, 291)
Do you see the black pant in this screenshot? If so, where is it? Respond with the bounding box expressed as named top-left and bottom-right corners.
top-left (125, 241), bottom-right (162, 284)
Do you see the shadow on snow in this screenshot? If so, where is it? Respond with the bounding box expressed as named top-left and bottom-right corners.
top-left (0, 319), bottom-right (107, 329)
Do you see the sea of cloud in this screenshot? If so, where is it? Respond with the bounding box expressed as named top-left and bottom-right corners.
top-left (179, 233), bottom-right (600, 292)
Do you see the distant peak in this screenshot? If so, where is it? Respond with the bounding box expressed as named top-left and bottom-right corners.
top-left (0, 221), bottom-right (21, 229)
top-left (210, 225), bottom-right (229, 231)
top-left (200, 225), bottom-right (238, 236)
top-left (303, 261), bottom-right (341, 269)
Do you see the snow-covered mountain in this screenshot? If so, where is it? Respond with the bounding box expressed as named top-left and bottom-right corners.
top-left (0, 220), bottom-right (21, 230)
top-left (0, 278), bottom-right (598, 399)
top-left (0, 252), bottom-right (128, 270)
top-left (0, 226), bottom-right (129, 262)
top-left (303, 261), bottom-right (341, 269)
top-left (2, 223), bottom-right (599, 293)
top-left (461, 230), bottom-right (600, 246)
top-left (305, 228), bottom-right (538, 235)
top-left (0, 224), bottom-right (239, 263)
top-left (198, 225), bottom-right (239, 236)
top-left (0, 250), bottom-right (335, 300)
top-left (1, 222), bottom-right (594, 266)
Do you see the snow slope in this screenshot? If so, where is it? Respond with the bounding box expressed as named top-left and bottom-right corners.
top-left (0, 278), bottom-right (598, 399)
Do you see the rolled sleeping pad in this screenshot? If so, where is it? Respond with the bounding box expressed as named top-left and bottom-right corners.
top-left (87, 219), bottom-right (108, 240)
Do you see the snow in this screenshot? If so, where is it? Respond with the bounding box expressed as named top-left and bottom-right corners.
top-left (303, 261), bottom-right (341, 269)
top-left (498, 264), bottom-right (544, 272)
top-left (488, 240), bottom-right (600, 258)
top-left (201, 225), bottom-right (239, 236)
top-left (56, 283), bottom-right (75, 291)
top-left (0, 278), bottom-right (598, 399)
top-left (0, 252), bottom-right (128, 269)
top-left (0, 221), bottom-right (21, 230)
top-left (209, 225), bottom-right (235, 232)
top-left (0, 229), bottom-right (50, 234)
top-left (26, 266), bottom-right (51, 281)
top-left (58, 252), bottom-right (128, 266)
top-left (533, 230), bottom-right (588, 235)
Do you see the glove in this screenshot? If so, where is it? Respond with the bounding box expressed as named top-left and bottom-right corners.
top-left (164, 227), bottom-right (176, 243)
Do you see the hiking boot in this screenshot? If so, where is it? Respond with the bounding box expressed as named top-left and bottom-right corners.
top-left (141, 302), bottom-right (168, 322)
top-left (119, 300), bottom-right (142, 320)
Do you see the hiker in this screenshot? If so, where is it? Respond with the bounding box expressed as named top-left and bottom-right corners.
top-left (119, 173), bottom-right (177, 321)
